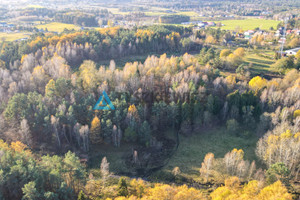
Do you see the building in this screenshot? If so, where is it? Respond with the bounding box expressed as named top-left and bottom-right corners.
top-left (285, 47), bottom-right (300, 56)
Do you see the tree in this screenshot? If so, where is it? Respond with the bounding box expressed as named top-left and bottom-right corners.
top-left (100, 157), bottom-right (110, 178)
top-left (117, 177), bottom-right (128, 197)
top-left (295, 50), bottom-right (300, 59)
top-left (79, 60), bottom-right (98, 91)
top-left (19, 119), bottom-right (32, 146)
top-left (256, 129), bottom-right (300, 178)
top-left (45, 79), bottom-right (56, 98)
top-left (138, 121), bottom-right (151, 146)
top-left (258, 181), bottom-right (292, 200)
top-left (288, 38), bottom-right (300, 48)
top-left (233, 47), bottom-right (245, 57)
top-left (249, 76), bottom-right (267, 92)
top-left (205, 35), bottom-right (216, 44)
top-left (22, 182), bottom-right (40, 200)
top-left (4, 93), bottom-right (29, 123)
top-left (266, 163), bottom-right (290, 185)
top-left (90, 116), bottom-right (102, 144)
top-left (220, 49), bottom-right (231, 58)
top-left (271, 57), bottom-right (295, 73)
top-left (226, 119), bottom-right (239, 134)
top-left (200, 153), bottom-right (215, 181)
top-left (77, 190), bottom-right (86, 200)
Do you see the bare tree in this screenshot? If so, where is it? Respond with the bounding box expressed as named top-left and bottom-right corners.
top-left (51, 115), bottom-right (61, 148)
top-left (100, 157), bottom-right (110, 179)
top-left (79, 125), bottom-right (89, 152)
top-left (19, 119), bottom-right (32, 147)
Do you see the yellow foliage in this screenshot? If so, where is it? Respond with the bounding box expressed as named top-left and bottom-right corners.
top-left (90, 116), bottom-right (102, 144)
top-left (231, 148), bottom-right (244, 159)
top-left (211, 178), bottom-right (292, 200)
top-left (258, 181), bottom-right (292, 200)
top-left (142, 183), bottom-right (205, 200)
top-left (225, 75), bottom-right (236, 85)
top-left (79, 60), bottom-right (98, 91)
top-left (220, 49), bottom-right (231, 58)
top-left (267, 80), bottom-right (279, 89)
top-left (288, 38), bottom-right (300, 48)
top-left (128, 105), bottom-right (139, 120)
top-left (226, 53), bottom-right (242, 68)
top-left (234, 48), bottom-right (245, 57)
top-left (293, 110), bottom-right (300, 118)
top-left (10, 141), bottom-right (32, 155)
top-left (280, 129), bottom-right (293, 139)
top-left (32, 66), bottom-right (45, 77)
top-left (0, 139), bottom-right (10, 151)
top-left (11, 141), bottom-right (28, 152)
top-left (205, 35), bottom-right (216, 44)
top-left (249, 76), bottom-right (267, 91)
top-left (296, 50), bottom-right (300, 59)
top-left (45, 79), bottom-right (56, 97)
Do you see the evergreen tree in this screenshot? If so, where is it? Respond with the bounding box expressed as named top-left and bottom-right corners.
top-left (117, 177), bottom-right (128, 197)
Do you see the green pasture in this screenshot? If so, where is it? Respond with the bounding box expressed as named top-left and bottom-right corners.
top-left (219, 19), bottom-right (280, 31)
top-left (35, 22), bottom-right (80, 33)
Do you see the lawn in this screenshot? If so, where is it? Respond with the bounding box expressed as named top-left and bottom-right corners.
top-left (160, 127), bottom-right (259, 180)
top-left (219, 19), bottom-right (280, 31)
top-left (0, 32), bottom-right (31, 42)
top-left (35, 22), bottom-right (80, 33)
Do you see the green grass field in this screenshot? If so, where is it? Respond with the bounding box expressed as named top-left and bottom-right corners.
top-left (219, 19), bottom-right (280, 31)
top-left (0, 32), bottom-right (31, 42)
top-left (160, 127), bottom-right (258, 180)
top-left (244, 51), bottom-right (277, 77)
top-left (35, 22), bottom-right (80, 33)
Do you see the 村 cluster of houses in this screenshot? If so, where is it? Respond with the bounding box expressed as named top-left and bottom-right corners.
top-left (182, 20), bottom-right (216, 28)
top-left (0, 22), bottom-right (15, 32)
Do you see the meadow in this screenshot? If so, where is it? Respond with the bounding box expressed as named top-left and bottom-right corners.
top-left (35, 22), bottom-right (80, 33)
top-left (0, 32), bottom-right (31, 42)
top-left (160, 127), bottom-right (259, 180)
top-left (219, 19), bottom-right (280, 31)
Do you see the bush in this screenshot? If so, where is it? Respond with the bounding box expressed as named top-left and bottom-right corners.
top-left (266, 163), bottom-right (290, 185)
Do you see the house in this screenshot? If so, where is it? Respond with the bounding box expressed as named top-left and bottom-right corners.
top-left (278, 38), bottom-right (286, 44)
top-left (207, 21), bottom-right (216, 26)
top-left (285, 47), bottom-right (300, 56)
top-left (286, 30), bottom-right (292, 35)
top-left (244, 30), bottom-right (255, 40)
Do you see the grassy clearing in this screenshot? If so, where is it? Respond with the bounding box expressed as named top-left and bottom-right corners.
top-left (145, 11), bottom-right (199, 17)
top-left (161, 127), bottom-right (259, 180)
top-left (35, 22), bottom-right (80, 33)
top-left (244, 51), bottom-right (277, 77)
top-left (0, 32), bottom-right (31, 42)
top-left (219, 19), bottom-right (280, 31)
top-left (89, 143), bottom-right (134, 176)
top-left (176, 11), bottom-right (199, 17)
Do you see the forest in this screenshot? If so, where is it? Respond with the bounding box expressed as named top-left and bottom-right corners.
top-left (0, 22), bottom-right (299, 200)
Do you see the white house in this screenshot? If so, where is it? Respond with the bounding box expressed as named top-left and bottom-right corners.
top-left (285, 47), bottom-right (300, 56)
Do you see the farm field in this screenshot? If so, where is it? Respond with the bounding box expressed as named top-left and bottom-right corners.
top-left (0, 32), bottom-right (31, 42)
top-left (219, 19), bottom-right (280, 31)
top-left (35, 22), bottom-right (80, 33)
